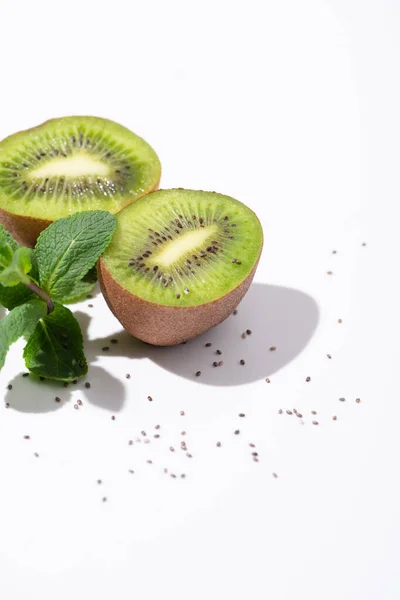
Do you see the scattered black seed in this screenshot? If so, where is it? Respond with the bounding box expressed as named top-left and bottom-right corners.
top-left (102, 497), bottom-right (107, 502)
top-left (241, 333), bottom-right (246, 339)
top-left (213, 361), bottom-right (218, 367)
top-left (154, 434), bottom-right (160, 438)
top-left (239, 413), bottom-right (245, 418)
top-left (111, 415), bottom-right (115, 420)
top-left (110, 338), bottom-right (118, 344)
top-left (338, 319), bottom-right (342, 323)
top-left (233, 310), bottom-right (238, 315)
top-left (332, 415), bottom-right (337, 420)
top-left (102, 346), bottom-right (110, 352)
top-left (88, 304), bottom-right (93, 308)
top-left (234, 429), bottom-right (240, 435)
top-left (240, 359), bottom-right (245, 365)
top-left (327, 354), bottom-right (332, 359)
top-left (186, 452), bottom-right (193, 458)
top-left (356, 398), bottom-right (361, 403)
top-left (312, 421), bottom-right (319, 425)
top-left (272, 473), bottom-right (278, 478)
top-left (216, 441), bottom-right (221, 447)
top-left (40, 376), bottom-right (45, 382)
top-left (128, 440), bottom-right (133, 446)
top-left (141, 430), bottom-right (146, 436)
top-left (147, 396), bottom-right (153, 402)
top-left (297, 412), bottom-right (303, 418)
top-left (216, 349), bottom-right (222, 355)
top-left (218, 361), bottom-right (224, 367)
top-left (126, 373), bottom-right (131, 379)
top-left (362, 242), bottom-right (367, 246)
top-left (306, 376), bottom-right (311, 382)
top-left (155, 424), bottom-right (161, 429)
top-left (249, 443), bottom-right (256, 448)
top-left (5, 403), bottom-right (9, 408)
top-left (327, 271), bottom-right (333, 275)
top-left (205, 343), bottom-right (212, 347)
top-left (97, 479), bottom-right (102, 484)
top-left (24, 435), bottom-right (30, 440)
top-left (85, 382), bottom-right (91, 389)
top-left (34, 453), bottom-right (39, 458)
top-left (170, 473), bottom-right (177, 478)
top-left (339, 397), bottom-right (346, 402)
top-left (266, 378), bottom-right (270, 383)
top-left (128, 470), bottom-right (134, 474)
top-left (147, 460), bottom-right (153, 464)
top-left (278, 409), bottom-right (283, 414)
top-left (246, 329), bottom-right (252, 335)
top-left (170, 446), bottom-right (175, 452)
top-left (195, 371), bottom-right (201, 377)
top-left (74, 404), bottom-right (79, 410)
top-left (180, 410), bottom-right (185, 416)
top-left (22, 373), bottom-right (29, 378)
top-left (7, 384), bottom-right (12, 390)
top-left (332, 250), bottom-right (337, 254)
top-left (311, 410), bottom-right (317, 415)
top-left (252, 452), bottom-right (258, 457)
top-left (269, 346), bottom-right (276, 351)
top-left (77, 399), bottom-right (82, 406)
top-left (63, 383), bottom-right (68, 388)
top-left (286, 410), bottom-right (293, 415)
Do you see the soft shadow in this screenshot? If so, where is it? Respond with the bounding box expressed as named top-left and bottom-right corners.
top-left (79, 283), bottom-right (319, 387)
top-left (147, 283), bottom-right (319, 385)
top-left (6, 311), bottom-right (126, 414)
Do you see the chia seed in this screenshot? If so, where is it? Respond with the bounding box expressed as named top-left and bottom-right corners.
top-left (216, 442), bottom-right (221, 447)
top-left (126, 373), bottom-right (131, 379)
top-left (332, 415), bottom-right (337, 420)
top-left (147, 396), bottom-right (153, 402)
top-left (234, 430), bottom-right (240, 435)
top-left (356, 398), bottom-right (361, 403)
top-left (312, 421), bottom-right (319, 425)
top-left (246, 329), bottom-right (252, 335)
top-left (102, 346), bottom-right (110, 352)
top-left (111, 415), bottom-right (115, 420)
top-left (205, 343), bottom-right (212, 347)
top-left (269, 346), bottom-right (276, 351)
top-left (195, 371), bottom-right (201, 377)
top-left (74, 404), bottom-right (79, 410)
top-left (266, 378), bottom-right (270, 383)
top-left (55, 396), bottom-right (61, 402)
top-left (339, 397), bottom-right (346, 402)
top-left (110, 339), bottom-right (118, 344)
top-left (7, 384), bottom-right (12, 390)
top-left (85, 382), bottom-right (91, 389)
top-left (240, 359), bottom-right (245, 365)
top-left (306, 376), bottom-right (311, 382)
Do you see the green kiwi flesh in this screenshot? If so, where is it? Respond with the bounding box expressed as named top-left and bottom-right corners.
top-left (0, 116), bottom-right (161, 231)
top-left (99, 189), bottom-right (263, 345)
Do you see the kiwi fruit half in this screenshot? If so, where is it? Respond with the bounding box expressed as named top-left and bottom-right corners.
top-left (99, 189), bottom-right (263, 346)
top-left (0, 116), bottom-right (161, 246)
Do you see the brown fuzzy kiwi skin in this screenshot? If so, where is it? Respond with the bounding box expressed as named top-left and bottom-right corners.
top-left (0, 116), bottom-right (161, 247)
top-left (98, 255), bottom-right (261, 346)
top-left (0, 207), bottom-right (51, 248)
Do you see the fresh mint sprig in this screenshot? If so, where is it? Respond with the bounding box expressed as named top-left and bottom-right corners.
top-left (0, 210), bottom-right (117, 382)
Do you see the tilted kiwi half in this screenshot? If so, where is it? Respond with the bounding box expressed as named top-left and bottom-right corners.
top-left (99, 189), bottom-right (263, 346)
top-left (0, 116), bottom-right (161, 246)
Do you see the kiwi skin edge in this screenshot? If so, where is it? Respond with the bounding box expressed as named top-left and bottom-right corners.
top-left (97, 251), bottom-right (262, 347)
top-left (0, 206), bottom-right (52, 248)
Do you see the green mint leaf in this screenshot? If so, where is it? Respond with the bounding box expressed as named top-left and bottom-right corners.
top-left (62, 265), bottom-right (98, 304)
top-left (62, 278), bottom-right (96, 304)
top-left (0, 247), bottom-right (32, 287)
top-left (0, 253), bottom-right (39, 310)
top-left (35, 210), bottom-right (116, 302)
top-left (0, 299), bottom-right (47, 370)
top-left (23, 302), bottom-right (88, 381)
top-left (0, 243), bottom-right (13, 269)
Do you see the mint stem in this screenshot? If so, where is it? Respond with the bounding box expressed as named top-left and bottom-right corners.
top-left (25, 281), bottom-right (54, 314)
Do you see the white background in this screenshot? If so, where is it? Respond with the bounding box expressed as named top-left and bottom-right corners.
top-left (0, 1), bottom-right (400, 598)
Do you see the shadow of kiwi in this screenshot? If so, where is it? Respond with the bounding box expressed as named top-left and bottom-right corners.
top-left (80, 283), bottom-right (319, 387)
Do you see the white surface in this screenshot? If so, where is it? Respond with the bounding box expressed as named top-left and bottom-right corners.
top-left (0, 1), bottom-right (400, 599)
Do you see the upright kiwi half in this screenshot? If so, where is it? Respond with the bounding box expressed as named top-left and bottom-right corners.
top-left (0, 116), bottom-right (161, 246)
top-left (99, 189), bottom-right (263, 346)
